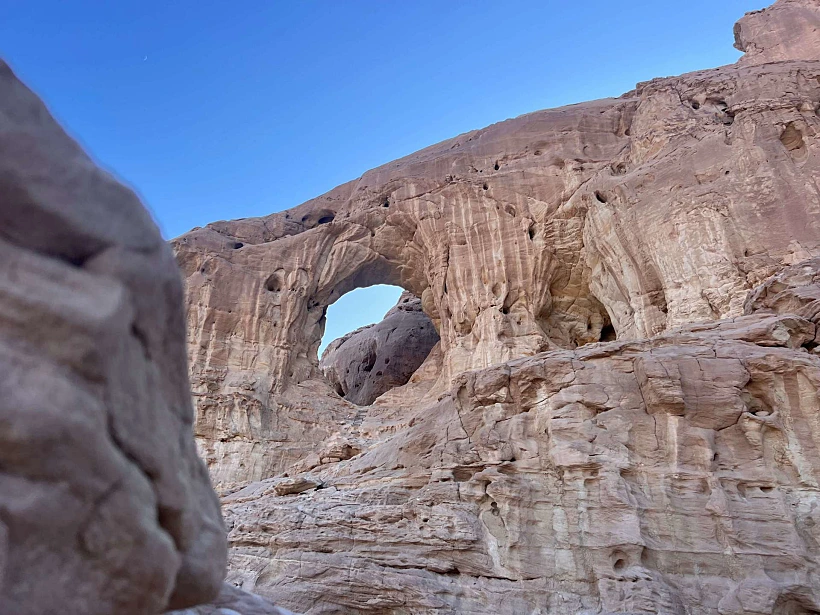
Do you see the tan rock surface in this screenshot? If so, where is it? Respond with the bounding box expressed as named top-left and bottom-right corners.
top-left (169, 583), bottom-right (295, 615)
top-left (220, 312), bottom-right (820, 614)
top-left (173, 1), bottom-right (820, 613)
top-left (0, 60), bottom-right (226, 613)
top-left (734, 0), bottom-right (820, 66)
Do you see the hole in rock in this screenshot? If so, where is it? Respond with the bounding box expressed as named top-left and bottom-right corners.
top-left (611, 162), bottom-right (627, 176)
top-left (232, 242), bottom-right (244, 249)
top-left (300, 208), bottom-right (337, 228)
top-left (483, 183), bottom-right (489, 191)
top-left (264, 273), bottom-right (283, 292)
top-left (613, 558), bottom-right (627, 572)
top-left (318, 285), bottom-right (440, 406)
top-left (453, 467), bottom-right (478, 482)
top-left (599, 324), bottom-right (617, 342)
top-left (494, 161), bottom-right (500, 171)
top-left (319, 286), bottom-right (405, 356)
top-left (691, 101), bottom-right (701, 110)
top-left (594, 191), bottom-right (608, 203)
top-left (781, 122), bottom-right (808, 163)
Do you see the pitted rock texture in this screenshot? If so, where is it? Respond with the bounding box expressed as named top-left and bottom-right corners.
top-left (175, 0), bottom-right (820, 490)
top-left (174, 1), bottom-right (820, 613)
top-left (0, 60), bottom-right (226, 613)
top-left (320, 292), bottom-right (440, 405)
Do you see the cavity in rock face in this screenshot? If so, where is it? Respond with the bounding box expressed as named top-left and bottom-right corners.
top-left (320, 292), bottom-right (440, 406)
top-left (173, 1), bottom-right (820, 613)
top-left (0, 60), bottom-right (226, 613)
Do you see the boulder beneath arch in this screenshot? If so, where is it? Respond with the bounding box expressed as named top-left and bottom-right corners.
top-left (320, 292), bottom-right (440, 405)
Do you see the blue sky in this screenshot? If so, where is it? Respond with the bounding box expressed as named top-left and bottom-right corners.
top-left (3, 0), bottom-right (762, 351)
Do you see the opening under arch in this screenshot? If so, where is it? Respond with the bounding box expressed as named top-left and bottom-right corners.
top-left (318, 285), bottom-right (440, 406)
top-left (319, 285), bottom-right (404, 356)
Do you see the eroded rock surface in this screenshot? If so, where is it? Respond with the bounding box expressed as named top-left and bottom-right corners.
top-left (174, 1), bottom-right (820, 613)
top-left (320, 292), bottom-right (439, 405)
top-left (0, 61), bottom-right (226, 613)
top-left (221, 309), bottom-right (820, 614)
top-left (169, 583), bottom-right (295, 615)
top-left (735, 0), bottom-right (820, 66)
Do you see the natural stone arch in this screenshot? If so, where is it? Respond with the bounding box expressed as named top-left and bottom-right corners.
top-left (176, 82), bottom-right (820, 486)
top-left (255, 219), bottom-right (430, 392)
top-left (272, 195), bottom-right (621, 400)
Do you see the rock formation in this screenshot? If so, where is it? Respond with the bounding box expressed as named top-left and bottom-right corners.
top-left (734, 0), bottom-right (820, 65)
top-left (0, 61), bottom-right (227, 613)
top-left (173, 1), bottom-right (820, 613)
top-left (320, 291), bottom-right (439, 406)
top-left (169, 583), bottom-right (295, 615)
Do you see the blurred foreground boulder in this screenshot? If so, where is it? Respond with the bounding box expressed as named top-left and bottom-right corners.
top-left (0, 60), bottom-right (226, 614)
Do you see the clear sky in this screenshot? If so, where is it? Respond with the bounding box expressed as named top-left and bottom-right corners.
top-left (3, 0), bottom-right (763, 351)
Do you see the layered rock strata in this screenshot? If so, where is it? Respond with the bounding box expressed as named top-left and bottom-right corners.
top-left (0, 61), bottom-right (226, 613)
top-left (174, 1), bottom-right (820, 613)
top-left (221, 307), bottom-right (820, 614)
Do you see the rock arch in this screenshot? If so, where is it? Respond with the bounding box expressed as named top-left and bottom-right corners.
top-left (177, 178), bottom-right (618, 402)
top-left (174, 49), bottom-right (820, 489)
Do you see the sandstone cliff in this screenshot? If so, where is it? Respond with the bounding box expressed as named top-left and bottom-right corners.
top-left (174, 1), bottom-right (820, 613)
top-left (0, 61), bottom-right (227, 613)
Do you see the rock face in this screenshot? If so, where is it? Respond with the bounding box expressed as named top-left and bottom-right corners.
top-left (169, 583), bottom-right (295, 615)
top-left (320, 291), bottom-right (440, 405)
top-left (220, 311), bottom-right (820, 615)
top-left (735, 0), bottom-right (820, 66)
top-left (0, 61), bottom-right (226, 613)
top-left (173, 1), bottom-right (820, 613)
